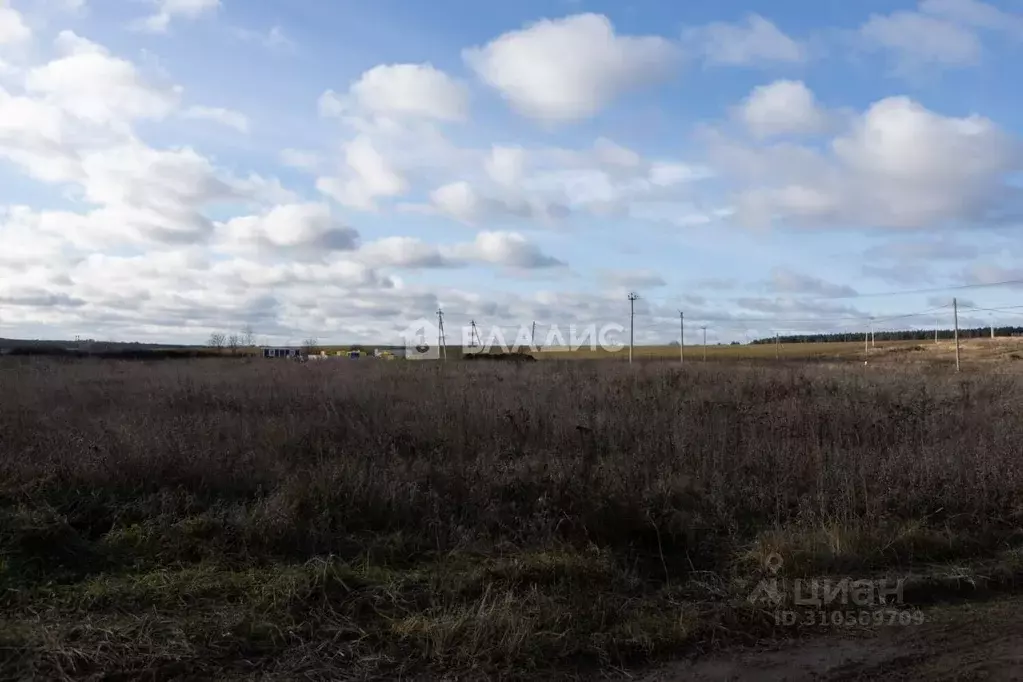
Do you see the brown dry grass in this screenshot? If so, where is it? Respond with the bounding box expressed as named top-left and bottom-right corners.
top-left (2, 357), bottom-right (1023, 679)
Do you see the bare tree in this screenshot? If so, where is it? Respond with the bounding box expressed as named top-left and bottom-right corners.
top-left (227, 334), bottom-right (240, 355)
top-left (302, 337), bottom-right (319, 356)
top-left (208, 332), bottom-right (226, 350)
top-left (240, 325), bottom-right (255, 347)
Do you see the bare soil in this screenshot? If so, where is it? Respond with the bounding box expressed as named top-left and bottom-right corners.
top-left (642, 597), bottom-right (1023, 681)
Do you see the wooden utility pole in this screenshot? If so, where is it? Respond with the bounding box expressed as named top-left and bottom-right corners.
top-left (628, 292), bottom-right (638, 364)
top-left (953, 298), bottom-right (960, 372)
top-left (531, 321), bottom-right (537, 351)
top-left (678, 311), bottom-right (684, 365)
top-left (701, 325), bottom-right (707, 362)
top-left (775, 332), bottom-right (780, 359)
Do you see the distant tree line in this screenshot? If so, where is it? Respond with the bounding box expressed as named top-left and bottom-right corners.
top-left (751, 327), bottom-right (1023, 345)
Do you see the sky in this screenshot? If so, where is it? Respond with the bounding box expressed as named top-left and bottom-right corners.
top-left (2, 0), bottom-right (1023, 347)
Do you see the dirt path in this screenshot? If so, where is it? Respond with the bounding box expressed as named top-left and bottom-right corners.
top-left (640, 598), bottom-right (1023, 681)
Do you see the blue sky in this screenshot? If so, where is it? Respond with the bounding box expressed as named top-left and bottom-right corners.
top-left (1, 0), bottom-right (1023, 346)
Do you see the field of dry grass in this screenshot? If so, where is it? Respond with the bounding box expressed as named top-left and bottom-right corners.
top-left (3, 357), bottom-right (1023, 679)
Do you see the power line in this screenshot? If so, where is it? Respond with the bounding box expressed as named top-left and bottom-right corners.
top-left (630, 278), bottom-right (1023, 305)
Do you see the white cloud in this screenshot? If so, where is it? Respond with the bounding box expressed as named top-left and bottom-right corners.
top-left (132, 0), bottom-right (220, 33)
top-left (217, 203), bottom-right (359, 259)
top-left (55, 141), bottom-right (291, 247)
top-left (920, 0), bottom-right (1023, 34)
top-left (356, 232), bottom-right (565, 270)
top-left (425, 179), bottom-right (568, 225)
top-left (0, 3), bottom-right (31, 46)
top-left (317, 134), bottom-right (408, 210)
top-left (463, 13), bottom-right (679, 122)
top-left (0, 84), bottom-right (70, 180)
top-left (858, 0), bottom-right (1023, 74)
top-left (1, 28), bottom-right (580, 345)
top-left (315, 63), bottom-right (469, 209)
top-left (738, 80), bottom-right (828, 138)
top-left (25, 32), bottom-right (181, 128)
top-left (358, 236), bottom-right (453, 268)
top-left (708, 89), bottom-right (1022, 229)
top-left (685, 14), bottom-right (806, 66)
top-left (328, 63), bottom-right (469, 122)
top-left (413, 137), bottom-right (709, 226)
top-left (485, 145), bottom-right (526, 186)
top-left (859, 11), bottom-right (981, 71)
top-left (430, 181), bottom-right (481, 223)
top-left (183, 105), bottom-right (249, 132)
top-left (450, 231), bottom-right (566, 269)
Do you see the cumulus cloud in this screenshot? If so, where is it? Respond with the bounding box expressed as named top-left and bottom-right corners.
top-left (0, 31), bottom-right (293, 251)
top-left (316, 134), bottom-right (409, 210)
top-left (0, 3), bottom-right (32, 46)
top-left (426, 180), bottom-right (567, 225)
top-left (737, 80), bottom-right (829, 138)
top-left (463, 13), bottom-right (680, 122)
top-left (132, 0), bottom-right (220, 33)
top-left (0, 25), bottom-right (591, 346)
top-left (450, 231), bottom-right (566, 269)
top-left (484, 145), bottom-right (526, 186)
top-left (25, 32), bottom-right (181, 128)
top-left (315, 63), bottom-right (469, 210)
top-left (414, 138), bottom-right (710, 226)
top-left (708, 88), bottom-right (1022, 229)
top-left (217, 203), bottom-right (360, 259)
top-left (358, 232), bottom-right (565, 270)
top-left (183, 105), bottom-right (249, 132)
top-left (358, 236), bottom-right (454, 269)
top-left (685, 14), bottom-right (806, 66)
top-left (321, 63), bottom-right (468, 122)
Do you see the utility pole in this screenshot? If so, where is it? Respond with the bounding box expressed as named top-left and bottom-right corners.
top-left (678, 311), bottom-right (684, 365)
top-left (701, 325), bottom-right (707, 362)
top-left (869, 317), bottom-right (875, 348)
top-left (864, 324), bottom-right (869, 354)
top-left (437, 308), bottom-right (447, 361)
top-left (531, 321), bottom-right (537, 351)
top-left (628, 292), bottom-right (638, 364)
top-left (469, 320), bottom-right (478, 349)
top-left (953, 297), bottom-right (960, 372)
top-left (990, 314), bottom-right (995, 340)
top-left (775, 332), bottom-right (780, 360)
